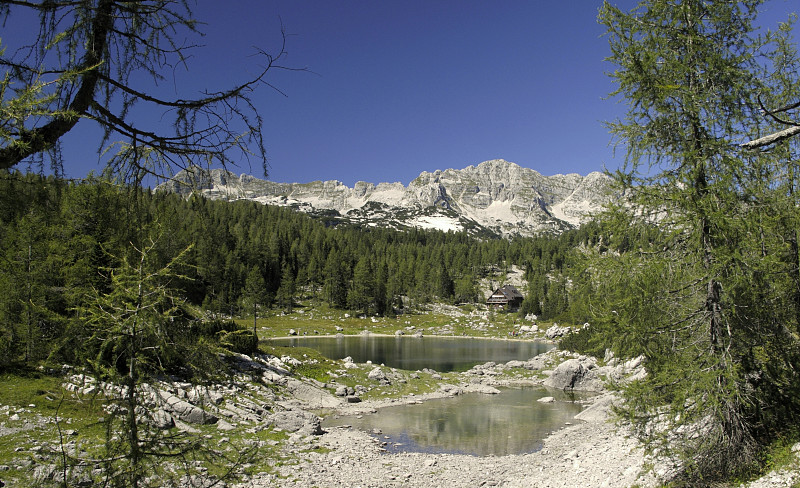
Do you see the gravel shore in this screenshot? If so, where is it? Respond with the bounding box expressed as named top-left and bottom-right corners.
top-left (240, 390), bottom-right (661, 488)
top-left (232, 348), bottom-right (668, 488)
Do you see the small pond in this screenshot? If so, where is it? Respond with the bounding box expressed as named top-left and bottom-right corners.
top-left (268, 335), bottom-right (553, 372)
top-left (323, 387), bottom-right (589, 456)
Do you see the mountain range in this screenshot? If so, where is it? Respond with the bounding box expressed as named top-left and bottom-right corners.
top-left (159, 159), bottom-right (614, 238)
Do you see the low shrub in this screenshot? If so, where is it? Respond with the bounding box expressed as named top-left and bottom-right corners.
top-left (191, 320), bottom-right (258, 355)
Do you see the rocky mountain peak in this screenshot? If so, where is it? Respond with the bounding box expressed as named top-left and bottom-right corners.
top-left (159, 160), bottom-right (614, 237)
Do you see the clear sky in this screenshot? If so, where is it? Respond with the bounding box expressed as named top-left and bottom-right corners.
top-left (206, 0), bottom-right (631, 186)
top-left (12, 1), bottom-right (800, 186)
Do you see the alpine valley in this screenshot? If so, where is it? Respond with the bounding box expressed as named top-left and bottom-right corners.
top-left (160, 159), bottom-right (615, 237)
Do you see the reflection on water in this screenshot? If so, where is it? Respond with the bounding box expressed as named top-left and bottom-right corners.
top-left (323, 388), bottom-right (588, 456)
top-left (269, 336), bottom-right (553, 372)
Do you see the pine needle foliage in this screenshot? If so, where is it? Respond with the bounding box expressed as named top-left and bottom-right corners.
top-left (585, 1), bottom-right (800, 484)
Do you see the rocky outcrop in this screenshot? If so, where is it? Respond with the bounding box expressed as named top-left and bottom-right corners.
top-left (158, 159), bottom-right (613, 237)
top-left (285, 378), bottom-right (342, 409)
top-left (544, 357), bottom-right (605, 392)
top-left (159, 392), bottom-right (218, 425)
top-left (268, 410), bottom-right (324, 436)
top-left (544, 324), bottom-right (572, 339)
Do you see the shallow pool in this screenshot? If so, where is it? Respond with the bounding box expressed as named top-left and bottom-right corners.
top-left (323, 387), bottom-right (588, 456)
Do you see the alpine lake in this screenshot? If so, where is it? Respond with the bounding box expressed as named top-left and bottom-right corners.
top-left (269, 335), bottom-right (591, 456)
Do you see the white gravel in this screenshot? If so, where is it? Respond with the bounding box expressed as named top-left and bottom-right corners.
top-left (239, 392), bottom-right (662, 488)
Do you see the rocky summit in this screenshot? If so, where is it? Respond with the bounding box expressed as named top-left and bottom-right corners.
top-left (159, 159), bottom-right (614, 237)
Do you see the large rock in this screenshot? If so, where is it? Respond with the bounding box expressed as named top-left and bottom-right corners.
top-left (574, 394), bottom-right (617, 422)
top-left (186, 385), bottom-right (224, 406)
top-left (285, 378), bottom-right (342, 409)
top-left (464, 384), bottom-right (501, 395)
top-left (162, 395), bottom-right (218, 425)
top-left (367, 367), bottom-right (388, 383)
top-left (149, 408), bottom-right (175, 430)
top-left (523, 356), bottom-right (549, 370)
top-left (269, 410), bottom-right (324, 435)
top-left (544, 358), bottom-right (604, 392)
top-left (545, 324), bottom-right (572, 339)
top-left (598, 355), bottom-right (646, 384)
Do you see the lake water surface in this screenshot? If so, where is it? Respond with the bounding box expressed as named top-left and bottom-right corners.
top-left (268, 335), bottom-right (553, 372)
top-left (324, 387), bottom-right (588, 456)
top-left (272, 335), bottom-right (579, 456)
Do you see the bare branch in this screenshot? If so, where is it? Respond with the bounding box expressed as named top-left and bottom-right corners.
top-left (0, 1), bottom-right (296, 182)
top-left (741, 125), bottom-right (800, 149)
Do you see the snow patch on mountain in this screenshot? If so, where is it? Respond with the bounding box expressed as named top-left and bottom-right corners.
top-left (410, 215), bottom-right (464, 233)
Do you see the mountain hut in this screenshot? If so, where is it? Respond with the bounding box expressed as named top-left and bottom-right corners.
top-left (486, 285), bottom-right (524, 309)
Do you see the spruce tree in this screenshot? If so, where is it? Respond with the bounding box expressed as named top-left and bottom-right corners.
top-left (323, 251), bottom-right (348, 309)
top-left (347, 257), bottom-right (375, 315)
top-left (275, 262), bottom-right (295, 313)
top-left (243, 266), bottom-right (269, 335)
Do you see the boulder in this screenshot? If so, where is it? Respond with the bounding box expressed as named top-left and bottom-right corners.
top-left (544, 358), bottom-right (604, 392)
top-left (523, 356), bottom-right (548, 370)
top-left (464, 384), bottom-right (501, 395)
top-left (545, 325), bottom-right (572, 339)
top-left (216, 419), bottom-right (236, 431)
top-left (597, 355), bottom-right (646, 384)
top-left (573, 394), bottom-right (617, 422)
top-left (285, 378), bottom-right (341, 409)
top-left (186, 385), bottom-right (224, 406)
top-left (367, 367), bottom-right (387, 382)
top-left (150, 409), bottom-right (175, 429)
top-left (269, 410), bottom-right (324, 435)
top-left (439, 384), bottom-right (463, 396)
top-left (161, 394), bottom-right (217, 425)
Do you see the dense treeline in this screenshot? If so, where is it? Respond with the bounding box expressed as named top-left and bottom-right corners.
top-left (0, 171), bottom-right (596, 367)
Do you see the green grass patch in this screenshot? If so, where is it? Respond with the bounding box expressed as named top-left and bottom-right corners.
top-left (0, 369), bottom-right (110, 486)
top-left (259, 345), bottom-right (339, 383)
top-left (243, 298), bottom-right (565, 342)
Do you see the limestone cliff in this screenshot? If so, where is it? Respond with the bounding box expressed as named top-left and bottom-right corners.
top-left (158, 159), bottom-right (614, 237)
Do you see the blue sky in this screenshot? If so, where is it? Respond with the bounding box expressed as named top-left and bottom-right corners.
top-left (10, 1), bottom-right (800, 186)
top-left (204, 1), bottom-right (628, 185)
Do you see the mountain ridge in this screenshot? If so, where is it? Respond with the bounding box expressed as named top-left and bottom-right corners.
top-left (159, 159), bottom-right (614, 237)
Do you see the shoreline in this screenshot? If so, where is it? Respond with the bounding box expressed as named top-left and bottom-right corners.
top-left (237, 348), bottom-right (664, 488)
top-left (264, 331), bottom-right (558, 343)
top-left (243, 387), bottom-right (660, 488)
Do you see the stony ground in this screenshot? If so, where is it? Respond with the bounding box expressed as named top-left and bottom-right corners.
top-left (240, 393), bottom-right (660, 488)
top-left (228, 349), bottom-right (667, 488)
top-left (3, 339), bottom-right (799, 488)
top-left (232, 347), bottom-right (800, 488)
